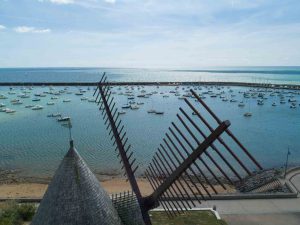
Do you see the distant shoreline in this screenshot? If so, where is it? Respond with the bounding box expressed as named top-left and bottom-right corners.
top-left (0, 81), bottom-right (300, 90)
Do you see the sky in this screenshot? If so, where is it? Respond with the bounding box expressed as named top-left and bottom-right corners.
top-left (0, 0), bottom-right (300, 68)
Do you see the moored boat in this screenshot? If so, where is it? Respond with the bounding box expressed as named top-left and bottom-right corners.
top-left (0, 95), bottom-right (8, 99)
top-left (57, 116), bottom-right (71, 122)
top-left (244, 112), bottom-right (252, 117)
top-left (238, 102), bottom-right (245, 107)
top-left (48, 113), bottom-right (62, 117)
top-left (5, 108), bottom-right (16, 114)
top-left (130, 105), bottom-right (139, 110)
top-left (88, 98), bottom-right (96, 102)
top-left (122, 104), bottom-right (130, 109)
top-left (0, 108), bottom-right (8, 112)
top-left (32, 105), bottom-right (43, 110)
top-left (12, 101), bottom-right (23, 105)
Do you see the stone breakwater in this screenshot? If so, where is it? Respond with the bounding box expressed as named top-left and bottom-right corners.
top-left (0, 81), bottom-right (300, 90)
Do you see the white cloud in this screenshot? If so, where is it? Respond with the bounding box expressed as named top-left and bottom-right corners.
top-left (0, 25), bottom-right (6, 30)
top-left (38, 0), bottom-right (74, 4)
top-left (50, 0), bottom-right (74, 4)
top-left (104, 0), bottom-right (116, 4)
top-left (34, 28), bottom-right (52, 33)
top-left (14, 26), bottom-right (51, 33)
top-left (14, 26), bottom-right (34, 33)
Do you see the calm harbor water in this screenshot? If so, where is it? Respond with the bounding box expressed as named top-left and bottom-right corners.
top-left (0, 67), bottom-right (300, 179)
top-left (0, 67), bottom-right (300, 84)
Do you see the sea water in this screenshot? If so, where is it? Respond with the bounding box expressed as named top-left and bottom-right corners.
top-left (0, 85), bottom-right (299, 178)
top-left (0, 67), bottom-right (299, 178)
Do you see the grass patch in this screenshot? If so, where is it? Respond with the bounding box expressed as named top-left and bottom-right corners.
top-left (1, 202), bottom-right (227, 225)
top-left (150, 210), bottom-right (227, 225)
top-left (0, 201), bottom-right (36, 225)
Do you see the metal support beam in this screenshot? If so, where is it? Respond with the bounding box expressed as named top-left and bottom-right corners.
top-left (98, 83), bottom-right (152, 225)
top-left (190, 89), bottom-right (262, 170)
top-left (143, 120), bottom-right (230, 209)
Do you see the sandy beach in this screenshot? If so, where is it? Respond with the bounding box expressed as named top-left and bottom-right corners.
top-left (0, 178), bottom-right (157, 198)
top-left (0, 177), bottom-right (235, 199)
top-left (0, 167), bottom-right (236, 199)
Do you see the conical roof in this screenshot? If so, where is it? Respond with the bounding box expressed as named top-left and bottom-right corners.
top-left (31, 141), bottom-right (123, 225)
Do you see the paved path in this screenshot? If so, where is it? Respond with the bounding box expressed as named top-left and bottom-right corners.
top-left (157, 168), bottom-right (300, 224)
top-left (196, 197), bottom-right (300, 215)
top-left (194, 168), bottom-right (300, 215)
top-left (222, 213), bottom-right (300, 225)
top-left (158, 168), bottom-right (300, 216)
top-left (211, 168), bottom-right (300, 225)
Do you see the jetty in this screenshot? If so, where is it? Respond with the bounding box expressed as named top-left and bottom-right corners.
top-left (0, 81), bottom-right (300, 90)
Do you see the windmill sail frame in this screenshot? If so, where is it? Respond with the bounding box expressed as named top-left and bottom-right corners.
top-left (94, 74), bottom-right (263, 225)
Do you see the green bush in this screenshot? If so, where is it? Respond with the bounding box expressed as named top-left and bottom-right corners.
top-left (0, 201), bottom-right (36, 225)
top-left (0, 217), bottom-right (22, 225)
top-left (17, 204), bottom-right (36, 221)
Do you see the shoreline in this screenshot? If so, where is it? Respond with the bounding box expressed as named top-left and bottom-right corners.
top-left (0, 81), bottom-right (299, 90)
top-left (0, 167), bottom-right (296, 199)
top-left (0, 167), bottom-right (290, 199)
top-left (0, 169), bottom-right (235, 198)
top-left (0, 180), bottom-right (235, 200)
top-left (0, 178), bottom-right (235, 200)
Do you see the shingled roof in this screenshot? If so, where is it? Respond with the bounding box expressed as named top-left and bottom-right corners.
top-left (31, 140), bottom-right (123, 225)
